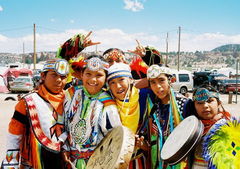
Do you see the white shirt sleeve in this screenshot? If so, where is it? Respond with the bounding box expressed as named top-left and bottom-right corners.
top-left (99, 104), bottom-right (122, 135)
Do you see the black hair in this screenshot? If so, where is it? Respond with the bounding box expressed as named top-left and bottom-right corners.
top-left (85, 54), bottom-right (105, 61)
top-left (39, 71), bottom-right (48, 85)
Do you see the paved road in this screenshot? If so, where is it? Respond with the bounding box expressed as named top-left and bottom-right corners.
top-left (0, 93), bottom-right (239, 162)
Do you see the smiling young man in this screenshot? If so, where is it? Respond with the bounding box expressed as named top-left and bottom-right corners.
top-left (107, 62), bottom-right (155, 169)
top-left (63, 55), bottom-right (122, 169)
top-left (146, 64), bottom-right (194, 169)
top-left (1, 59), bottom-right (69, 169)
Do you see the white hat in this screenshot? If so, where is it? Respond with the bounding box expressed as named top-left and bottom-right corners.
top-left (147, 64), bottom-right (172, 79)
top-left (107, 63), bottom-right (132, 83)
top-left (85, 57), bottom-right (109, 71)
top-left (42, 59), bottom-right (69, 76)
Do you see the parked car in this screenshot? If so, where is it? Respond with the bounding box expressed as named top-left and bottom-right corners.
top-left (0, 75), bottom-right (8, 93)
top-left (172, 69), bottom-right (194, 94)
top-left (193, 71), bottom-right (211, 88)
top-left (9, 76), bottom-right (34, 93)
top-left (32, 74), bottom-right (41, 88)
top-left (209, 73), bottom-right (228, 90)
top-left (218, 79), bottom-right (240, 93)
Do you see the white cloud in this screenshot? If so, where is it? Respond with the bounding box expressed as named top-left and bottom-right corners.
top-left (123, 0), bottom-right (144, 12)
top-left (0, 34), bottom-right (8, 41)
top-left (179, 33), bottom-right (240, 52)
top-left (0, 29), bottom-right (240, 53)
top-left (50, 18), bottom-right (55, 22)
top-left (0, 5), bottom-right (3, 12)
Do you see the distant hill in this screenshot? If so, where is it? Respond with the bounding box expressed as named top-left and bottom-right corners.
top-left (212, 44), bottom-right (240, 52)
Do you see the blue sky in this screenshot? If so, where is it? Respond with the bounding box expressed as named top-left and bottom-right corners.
top-left (0, 0), bottom-right (240, 53)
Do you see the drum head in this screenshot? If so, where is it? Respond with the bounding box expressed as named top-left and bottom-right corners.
top-left (161, 115), bottom-right (203, 165)
top-left (86, 126), bottom-right (135, 169)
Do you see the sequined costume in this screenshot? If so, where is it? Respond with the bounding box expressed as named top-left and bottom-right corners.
top-left (64, 86), bottom-right (122, 168)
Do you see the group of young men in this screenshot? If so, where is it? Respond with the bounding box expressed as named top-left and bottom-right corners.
top-left (1, 32), bottom-right (238, 169)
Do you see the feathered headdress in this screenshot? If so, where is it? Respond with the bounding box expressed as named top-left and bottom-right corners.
top-left (70, 56), bottom-right (86, 72)
top-left (56, 34), bottom-right (85, 61)
top-left (203, 118), bottom-right (240, 169)
top-left (144, 46), bottom-right (163, 66)
top-left (56, 34), bottom-right (87, 81)
top-left (126, 53), bottom-right (148, 78)
top-left (103, 48), bottom-right (125, 62)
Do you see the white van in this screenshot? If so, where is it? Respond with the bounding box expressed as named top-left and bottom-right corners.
top-left (171, 69), bottom-right (193, 94)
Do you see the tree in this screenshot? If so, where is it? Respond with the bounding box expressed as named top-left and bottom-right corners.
top-left (233, 52), bottom-right (240, 59)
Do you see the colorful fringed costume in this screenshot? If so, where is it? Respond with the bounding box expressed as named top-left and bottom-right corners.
top-left (107, 62), bottom-right (155, 169)
top-left (1, 85), bottom-right (67, 169)
top-left (145, 64), bottom-right (193, 169)
top-left (202, 118), bottom-right (240, 169)
top-left (191, 88), bottom-right (232, 169)
top-left (64, 86), bottom-right (122, 168)
top-left (146, 89), bottom-right (193, 169)
top-left (191, 114), bottom-right (231, 169)
top-left (116, 87), bottom-right (155, 169)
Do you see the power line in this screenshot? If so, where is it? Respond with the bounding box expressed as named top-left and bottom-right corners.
top-left (0, 26), bottom-right (32, 32)
top-left (0, 25), bottom-right (64, 33)
top-left (182, 28), bottom-right (240, 36)
top-left (0, 25), bottom-right (238, 36)
top-left (147, 28), bottom-right (178, 37)
top-left (37, 26), bottom-right (63, 33)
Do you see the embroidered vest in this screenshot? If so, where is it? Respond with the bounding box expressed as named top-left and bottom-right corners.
top-left (24, 93), bottom-right (62, 152)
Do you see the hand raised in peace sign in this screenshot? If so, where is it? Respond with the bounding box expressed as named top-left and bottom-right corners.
top-left (82, 31), bottom-right (101, 48)
top-left (128, 39), bottom-right (146, 57)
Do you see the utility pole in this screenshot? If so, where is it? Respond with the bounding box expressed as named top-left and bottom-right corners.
top-left (33, 23), bottom-right (36, 70)
top-left (23, 42), bottom-right (25, 67)
top-left (236, 59), bottom-right (239, 103)
top-left (177, 26), bottom-right (181, 71)
top-left (165, 32), bottom-right (169, 66)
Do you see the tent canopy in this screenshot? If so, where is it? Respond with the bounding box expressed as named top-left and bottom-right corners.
top-left (2, 68), bottom-right (33, 78)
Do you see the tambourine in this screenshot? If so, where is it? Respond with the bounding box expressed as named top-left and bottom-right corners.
top-left (161, 115), bottom-right (204, 165)
top-left (86, 125), bottom-right (135, 169)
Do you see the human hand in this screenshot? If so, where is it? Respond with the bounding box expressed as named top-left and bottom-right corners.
top-left (135, 135), bottom-right (149, 151)
top-left (128, 39), bottom-right (146, 57)
top-left (62, 152), bottom-right (77, 169)
top-left (83, 31), bottom-right (101, 48)
top-left (135, 135), bottom-right (144, 148)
